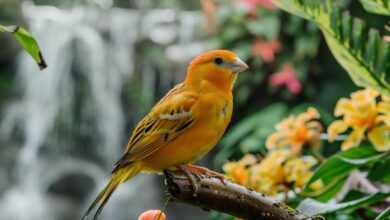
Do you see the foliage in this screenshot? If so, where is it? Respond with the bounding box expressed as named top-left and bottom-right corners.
top-left (214, 103), bottom-right (288, 168)
top-left (218, 88), bottom-right (390, 219)
top-left (358, 0), bottom-right (390, 15)
top-left (206, 0), bottom-right (322, 106)
top-left (302, 146), bottom-right (388, 200)
top-left (298, 192), bottom-right (390, 216)
top-left (210, 1), bottom-right (390, 219)
top-left (0, 24), bottom-right (47, 70)
top-left (272, 0), bottom-right (390, 96)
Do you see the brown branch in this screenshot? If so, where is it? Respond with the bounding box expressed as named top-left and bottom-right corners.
top-left (164, 170), bottom-right (312, 220)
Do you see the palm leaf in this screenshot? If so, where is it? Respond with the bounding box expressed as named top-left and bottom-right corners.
top-left (359, 0), bottom-right (390, 15)
top-left (272, 0), bottom-right (390, 96)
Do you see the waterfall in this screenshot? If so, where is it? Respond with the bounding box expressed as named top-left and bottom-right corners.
top-left (0, 2), bottom-right (205, 220)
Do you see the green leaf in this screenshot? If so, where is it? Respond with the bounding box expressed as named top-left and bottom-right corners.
top-left (302, 147), bottom-right (387, 197)
top-left (308, 178), bottom-right (346, 202)
top-left (376, 207), bottom-right (390, 220)
top-left (214, 103), bottom-right (288, 168)
top-left (297, 192), bottom-right (390, 216)
top-left (246, 15), bottom-right (280, 40)
top-left (0, 24), bottom-right (47, 70)
top-left (358, 0), bottom-right (390, 15)
top-left (272, 0), bottom-right (390, 96)
top-left (367, 157), bottom-right (390, 183)
top-left (220, 103), bottom-right (287, 150)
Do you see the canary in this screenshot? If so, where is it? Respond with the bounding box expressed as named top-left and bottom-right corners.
top-left (83, 50), bottom-right (248, 220)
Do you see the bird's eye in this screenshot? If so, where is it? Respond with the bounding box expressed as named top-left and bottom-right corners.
top-left (214, 57), bottom-right (223, 65)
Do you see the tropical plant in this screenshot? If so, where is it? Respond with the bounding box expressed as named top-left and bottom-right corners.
top-left (211, 0), bottom-right (390, 219)
top-left (0, 24), bottom-right (46, 69)
top-left (272, 0), bottom-right (390, 96)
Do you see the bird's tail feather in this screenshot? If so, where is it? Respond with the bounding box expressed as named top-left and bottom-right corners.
top-left (82, 162), bottom-right (142, 220)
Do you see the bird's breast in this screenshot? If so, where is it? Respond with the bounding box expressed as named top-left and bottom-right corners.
top-left (142, 92), bottom-right (233, 171)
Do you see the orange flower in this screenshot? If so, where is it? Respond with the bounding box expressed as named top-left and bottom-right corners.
top-left (223, 150), bottom-right (321, 197)
top-left (328, 88), bottom-right (390, 151)
top-left (223, 154), bottom-right (257, 185)
top-left (266, 107), bottom-right (323, 156)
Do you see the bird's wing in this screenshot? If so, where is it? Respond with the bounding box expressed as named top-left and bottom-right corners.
top-left (113, 83), bottom-right (198, 172)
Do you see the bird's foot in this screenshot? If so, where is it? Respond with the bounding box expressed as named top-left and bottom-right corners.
top-left (187, 164), bottom-right (227, 185)
top-left (176, 165), bottom-right (199, 197)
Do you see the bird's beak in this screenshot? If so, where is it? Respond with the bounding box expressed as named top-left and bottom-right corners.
top-left (231, 58), bottom-right (249, 73)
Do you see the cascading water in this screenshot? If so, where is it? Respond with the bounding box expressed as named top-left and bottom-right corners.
top-left (0, 2), bottom-right (206, 220)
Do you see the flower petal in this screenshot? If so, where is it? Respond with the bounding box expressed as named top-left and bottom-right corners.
top-left (381, 94), bottom-right (390, 102)
top-left (351, 88), bottom-right (378, 103)
top-left (327, 120), bottom-right (348, 142)
top-left (341, 127), bottom-right (365, 150)
top-left (276, 115), bottom-right (295, 130)
top-left (266, 132), bottom-right (286, 150)
top-left (296, 107), bottom-right (319, 125)
top-left (368, 126), bottom-right (390, 152)
top-left (377, 101), bottom-right (390, 115)
top-left (334, 98), bottom-right (356, 117)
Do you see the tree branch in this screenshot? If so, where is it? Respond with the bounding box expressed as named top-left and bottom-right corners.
top-left (164, 170), bottom-right (312, 220)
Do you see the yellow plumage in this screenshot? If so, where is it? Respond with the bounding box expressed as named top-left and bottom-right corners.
top-left (83, 50), bottom-right (248, 220)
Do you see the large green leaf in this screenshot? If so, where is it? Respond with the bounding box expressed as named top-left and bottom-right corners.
top-left (367, 156), bottom-right (390, 183)
top-left (214, 103), bottom-right (288, 168)
top-left (0, 24), bottom-right (47, 70)
top-left (297, 192), bottom-right (390, 216)
top-left (302, 147), bottom-right (388, 198)
top-left (359, 0), bottom-right (390, 15)
top-left (375, 207), bottom-right (390, 220)
top-left (272, 0), bottom-right (390, 96)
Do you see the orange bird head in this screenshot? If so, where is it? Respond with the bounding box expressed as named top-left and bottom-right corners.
top-left (185, 50), bottom-right (248, 91)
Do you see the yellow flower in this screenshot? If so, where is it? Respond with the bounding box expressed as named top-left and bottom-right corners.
top-left (266, 107), bottom-right (323, 156)
top-left (328, 88), bottom-right (390, 151)
top-left (283, 157), bottom-right (317, 190)
top-left (222, 154), bottom-right (257, 186)
top-left (226, 150), bottom-right (320, 197)
top-left (250, 150), bottom-right (290, 196)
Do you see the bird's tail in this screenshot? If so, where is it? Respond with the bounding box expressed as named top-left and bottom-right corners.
top-left (82, 162), bottom-right (142, 220)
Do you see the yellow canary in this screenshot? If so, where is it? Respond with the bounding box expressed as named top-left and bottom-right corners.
top-left (83, 50), bottom-right (248, 219)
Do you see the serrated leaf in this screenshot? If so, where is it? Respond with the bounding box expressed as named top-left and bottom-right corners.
top-left (297, 192), bottom-right (390, 216)
top-left (359, 0), bottom-right (390, 15)
top-left (272, 0), bottom-right (390, 96)
top-left (0, 24), bottom-right (47, 70)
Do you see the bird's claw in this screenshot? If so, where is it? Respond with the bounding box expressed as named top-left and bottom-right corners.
top-left (187, 164), bottom-right (228, 185)
top-left (176, 165), bottom-right (199, 197)
top-left (177, 164), bottom-right (228, 197)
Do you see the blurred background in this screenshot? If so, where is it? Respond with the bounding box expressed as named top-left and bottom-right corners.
top-left (0, 0), bottom-right (388, 220)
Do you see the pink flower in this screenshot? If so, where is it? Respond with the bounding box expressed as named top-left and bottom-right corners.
top-left (269, 64), bottom-right (302, 94)
top-left (256, 0), bottom-right (278, 9)
top-left (239, 0), bottom-right (278, 17)
top-left (138, 210), bottom-right (166, 220)
top-left (252, 38), bottom-right (281, 63)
